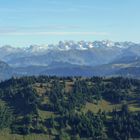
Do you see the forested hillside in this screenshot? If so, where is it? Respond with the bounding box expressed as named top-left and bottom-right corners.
top-left (0, 76), bottom-right (140, 140)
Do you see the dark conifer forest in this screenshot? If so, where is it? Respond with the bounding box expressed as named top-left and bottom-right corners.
top-left (0, 76), bottom-right (140, 140)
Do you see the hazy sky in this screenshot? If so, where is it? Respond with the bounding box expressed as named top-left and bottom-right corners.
top-left (0, 0), bottom-right (140, 47)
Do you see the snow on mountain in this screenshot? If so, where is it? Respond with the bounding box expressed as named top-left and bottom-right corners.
top-left (0, 41), bottom-right (138, 54)
top-left (0, 40), bottom-right (140, 79)
top-left (25, 45), bottom-right (49, 53)
top-left (0, 40), bottom-right (139, 67)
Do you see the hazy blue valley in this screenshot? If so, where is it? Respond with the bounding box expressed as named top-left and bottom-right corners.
top-left (0, 41), bottom-right (140, 80)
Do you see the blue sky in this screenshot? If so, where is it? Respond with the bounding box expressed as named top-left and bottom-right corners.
top-left (0, 0), bottom-right (140, 47)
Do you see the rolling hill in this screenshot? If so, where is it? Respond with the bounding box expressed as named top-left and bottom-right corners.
top-left (0, 76), bottom-right (140, 139)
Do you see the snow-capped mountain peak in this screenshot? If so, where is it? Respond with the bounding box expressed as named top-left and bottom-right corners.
top-left (0, 41), bottom-right (139, 55)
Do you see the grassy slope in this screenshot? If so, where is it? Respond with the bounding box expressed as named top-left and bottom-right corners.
top-left (0, 132), bottom-right (52, 140)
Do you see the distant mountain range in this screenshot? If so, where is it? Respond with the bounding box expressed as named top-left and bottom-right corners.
top-left (0, 40), bottom-right (140, 80)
